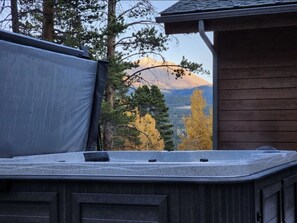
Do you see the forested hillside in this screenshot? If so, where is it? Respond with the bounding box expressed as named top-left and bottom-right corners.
top-left (128, 58), bottom-right (213, 148)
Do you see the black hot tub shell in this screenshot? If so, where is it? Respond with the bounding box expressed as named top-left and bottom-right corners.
top-left (0, 31), bottom-right (297, 223)
top-left (0, 151), bottom-right (297, 223)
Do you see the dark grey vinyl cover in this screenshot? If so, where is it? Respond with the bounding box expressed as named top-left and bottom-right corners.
top-left (0, 39), bottom-right (101, 157)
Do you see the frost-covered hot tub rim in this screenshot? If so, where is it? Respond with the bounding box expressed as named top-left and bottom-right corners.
top-left (2, 150), bottom-right (294, 162)
top-left (0, 150), bottom-right (296, 180)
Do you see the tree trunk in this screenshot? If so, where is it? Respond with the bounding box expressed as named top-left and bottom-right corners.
top-left (42, 0), bottom-right (54, 41)
top-left (103, 0), bottom-right (116, 150)
top-left (11, 0), bottom-right (19, 33)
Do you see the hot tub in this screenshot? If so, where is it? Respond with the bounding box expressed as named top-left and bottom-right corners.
top-left (0, 150), bottom-right (296, 223)
top-left (0, 150), bottom-right (296, 178)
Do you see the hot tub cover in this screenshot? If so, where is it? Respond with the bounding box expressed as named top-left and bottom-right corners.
top-left (0, 30), bottom-right (107, 157)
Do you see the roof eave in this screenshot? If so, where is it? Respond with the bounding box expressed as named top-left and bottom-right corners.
top-left (156, 4), bottom-right (297, 24)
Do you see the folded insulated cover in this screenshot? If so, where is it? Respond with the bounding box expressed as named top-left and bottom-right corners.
top-left (0, 38), bottom-right (105, 157)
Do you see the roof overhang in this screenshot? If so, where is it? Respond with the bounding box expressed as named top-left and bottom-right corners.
top-left (156, 4), bottom-right (297, 34)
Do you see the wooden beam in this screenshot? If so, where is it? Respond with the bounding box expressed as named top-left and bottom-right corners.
top-left (205, 12), bottom-right (297, 31)
top-left (164, 21), bottom-right (198, 34)
top-left (163, 12), bottom-right (297, 33)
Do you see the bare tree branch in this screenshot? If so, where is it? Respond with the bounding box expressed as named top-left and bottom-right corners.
top-left (114, 35), bottom-right (133, 46)
top-left (125, 20), bottom-right (155, 28)
top-left (116, 3), bottom-right (140, 19)
top-left (123, 64), bottom-right (189, 84)
top-left (0, 5), bottom-right (10, 14)
top-left (18, 8), bottom-right (42, 16)
top-left (120, 124), bottom-right (159, 150)
top-left (119, 51), bottom-right (165, 62)
top-left (0, 13), bottom-right (11, 24)
top-left (0, 0), bottom-right (6, 14)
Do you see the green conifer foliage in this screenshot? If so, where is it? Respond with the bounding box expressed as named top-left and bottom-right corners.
top-left (131, 85), bottom-right (174, 151)
top-left (13, 0), bottom-right (103, 50)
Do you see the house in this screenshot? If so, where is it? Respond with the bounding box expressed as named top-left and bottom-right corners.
top-left (0, 26), bottom-right (297, 223)
top-left (156, 0), bottom-right (297, 150)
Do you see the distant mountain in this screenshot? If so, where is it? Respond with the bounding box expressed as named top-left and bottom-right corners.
top-left (127, 57), bottom-right (213, 148)
top-left (127, 57), bottom-right (211, 90)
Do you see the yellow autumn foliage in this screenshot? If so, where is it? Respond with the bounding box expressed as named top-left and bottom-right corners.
top-left (125, 109), bottom-right (164, 151)
top-left (178, 89), bottom-right (212, 150)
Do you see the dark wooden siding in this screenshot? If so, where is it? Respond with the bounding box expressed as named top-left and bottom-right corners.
top-left (7, 180), bottom-right (256, 223)
top-left (216, 26), bottom-right (297, 150)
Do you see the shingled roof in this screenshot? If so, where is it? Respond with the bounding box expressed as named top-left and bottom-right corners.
top-left (156, 0), bottom-right (297, 33)
top-left (161, 0), bottom-right (297, 15)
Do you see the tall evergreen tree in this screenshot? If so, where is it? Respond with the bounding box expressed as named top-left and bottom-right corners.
top-left (10, 0), bottom-right (19, 33)
top-left (90, 0), bottom-right (207, 150)
top-left (131, 85), bottom-right (174, 151)
top-left (6, 0), bottom-right (103, 50)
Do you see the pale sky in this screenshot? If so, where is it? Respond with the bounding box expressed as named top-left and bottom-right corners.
top-left (151, 1), bottom-right (213, 83)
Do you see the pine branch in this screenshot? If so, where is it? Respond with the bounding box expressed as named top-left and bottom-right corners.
top-left (114, 35), bottom-right (133, 46)
top-left (123, 64), bottom-right (190, 84)
top-left (0, 13), bottom-right (11, 25)
top-left (116, 4), bottom-right (139, 19)
top-left (0, 5), bottom-right (10, 14)
top-left (119, 52), bottom-right (164, 62)
top-left (125, 20), bottom-right (155, 28)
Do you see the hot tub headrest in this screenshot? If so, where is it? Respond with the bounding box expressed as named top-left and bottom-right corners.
top-left (256, 145), bottom-right (281, 153)
top-left (0, 30), bottom-right (108, 157)
top-left (84, 152), bottom-right (110, 162)
top-left (257, 145), bottom-right (278, 150)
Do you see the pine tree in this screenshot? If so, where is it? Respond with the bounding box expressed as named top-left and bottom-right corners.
top-left (131, 85), bottom-right (174, 151)
top-left (10, 0), bottom-right (19, 33)
top-left (85, 0), bottom-right (207, 150)
top-left (178, 89), bottom-right (212, 150)
top-left (7, 0), bottom-right (102, 49)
